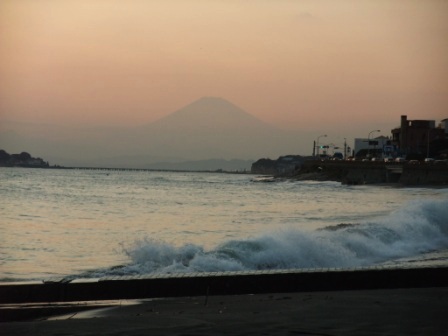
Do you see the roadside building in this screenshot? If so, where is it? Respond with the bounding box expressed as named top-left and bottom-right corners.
top-left (441, 118), bottom-right (448, 135)
top-left (353, 136), bottom-right (392, 158)
top-left (391, 115), bottom-right (445, 157)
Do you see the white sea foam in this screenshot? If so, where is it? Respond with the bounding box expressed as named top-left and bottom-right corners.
top-left (87, 199), bottom-right (448, 277)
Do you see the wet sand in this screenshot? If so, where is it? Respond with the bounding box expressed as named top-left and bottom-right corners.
top-left (2, 287), bottom-right (447, 336)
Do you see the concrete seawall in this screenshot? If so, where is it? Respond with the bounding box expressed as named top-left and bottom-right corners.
top-left (1, 266), bottom-right (447, 305)
top-left (297, 161), bottom-right (448, 186)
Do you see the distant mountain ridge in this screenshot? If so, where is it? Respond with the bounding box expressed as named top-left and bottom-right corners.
top-left (0, 97), bottom-right (308, 168)
top-left (146, 97), bottom-right (272, 133)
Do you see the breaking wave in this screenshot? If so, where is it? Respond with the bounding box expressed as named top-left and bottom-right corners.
top-left (80, 199), bottom-right (448, 278)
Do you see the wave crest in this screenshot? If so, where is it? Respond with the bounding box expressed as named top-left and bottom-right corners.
top-left (80, 199), bottom-right (448, 278)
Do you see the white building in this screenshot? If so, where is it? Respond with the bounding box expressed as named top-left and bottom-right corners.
top-left (354, 136), bottom-right (393, 158)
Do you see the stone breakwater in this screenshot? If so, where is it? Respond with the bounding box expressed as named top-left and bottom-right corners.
top-left (295, 161), bottom-right (448, 186)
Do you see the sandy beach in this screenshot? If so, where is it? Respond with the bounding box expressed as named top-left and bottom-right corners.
top-left (2, 287), bottom-right (447, 336)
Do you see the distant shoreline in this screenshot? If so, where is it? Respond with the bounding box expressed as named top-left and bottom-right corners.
top-left (2, 163), bottom-right (448, 187)
top-left (0, 165), bottom-right (254, 175)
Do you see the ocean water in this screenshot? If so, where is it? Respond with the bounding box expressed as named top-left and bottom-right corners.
top-left (1, 167), bottom-right (447, 282)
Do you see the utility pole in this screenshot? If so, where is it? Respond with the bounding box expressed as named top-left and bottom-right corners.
top-left (344, 138), bottom-right (347, 160)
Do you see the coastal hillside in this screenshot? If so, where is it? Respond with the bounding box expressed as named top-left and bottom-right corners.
top-left (0, 150), bottom-right (49, 167)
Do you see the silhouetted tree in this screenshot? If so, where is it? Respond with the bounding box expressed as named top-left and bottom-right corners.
top-left (18, 152), bottom-right (32, 161)
top-left (0, 150), bottom-right (11, 161)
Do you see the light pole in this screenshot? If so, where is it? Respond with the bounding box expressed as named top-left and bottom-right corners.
top-left (316, 134), bottom-right (327, 158)
top-left (368, 130), bottom-right (380, 158)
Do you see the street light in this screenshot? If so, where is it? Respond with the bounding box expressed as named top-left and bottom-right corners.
top-left (316, 134), bottom-right (327, 158)
top-left (368, 130), bottom-right (380, 158)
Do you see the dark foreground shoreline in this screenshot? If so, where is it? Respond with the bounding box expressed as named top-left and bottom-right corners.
top-left (1, 267), bottom-right (448, 335)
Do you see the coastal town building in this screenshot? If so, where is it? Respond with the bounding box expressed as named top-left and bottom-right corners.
top-left (441, 118), bottom-right (448, 134)
top-left (353, 136), bottom-right (392, 158)
top-left (351, 115), bottom-right (447, 159)
top-left (391, 115), bottom-right (445, 156)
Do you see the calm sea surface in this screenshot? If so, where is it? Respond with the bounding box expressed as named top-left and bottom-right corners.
top-left (1, 168), bottom-right (447, 282)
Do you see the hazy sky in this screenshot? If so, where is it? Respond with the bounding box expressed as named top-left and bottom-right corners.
top-left (1, 0), bottom-right (447, 134)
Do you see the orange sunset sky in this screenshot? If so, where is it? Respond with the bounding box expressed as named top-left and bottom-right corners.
top-left (1, 0), bottom-right (447, 134)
